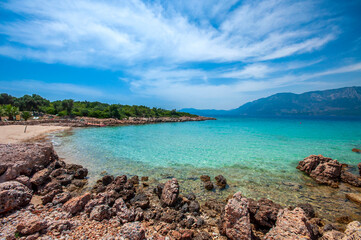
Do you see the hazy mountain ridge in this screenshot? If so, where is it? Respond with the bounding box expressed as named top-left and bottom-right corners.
top-left (181, 86), bottom-right (361, 117)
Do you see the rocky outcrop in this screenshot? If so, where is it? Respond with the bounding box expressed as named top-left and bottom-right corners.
top-left (0, 181), bottom-right (32, 214)
top-left (264, 207), bottom-right (314, 240)
top-left (221, 192), bottom-right (251, 240)
top-left (0, 143), bottom-right (58, 182)
top-left (63, 193), bottom-right (91, 215)
top-left (161, 178), bottom-right (179, 207)
top-left (297, 155), bottom-right (342, 187)
top-left (119, 222), bottom-right (146, 240)
top-left (248, 198), bottom-right (282, 229)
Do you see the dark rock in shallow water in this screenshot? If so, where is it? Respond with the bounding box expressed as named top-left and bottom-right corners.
top-left (358, 163), bottom-right (361, 176)
top-left (200, 175), bottom-right (211, 182)
top-left (161, 178), bottom-right (179, 207)
top-left (129, 175), bottom-right (139, 185)
top-left (346, 193), bottom-right (361, 205)
top-left (297, 155), bottom-right (342, 187)
top-left (102, 175), bottom-right (114, 186)
top-left (249, 198), bottom-right (282, 229)
top-left (55, 174), bottom-right (74, 186)
top-left (215, 175), bottom-right (227, 189)
top-left (341, 170), bottom-right (361, 187)
top-left (296, 203), bottom-right (315, 219)
top-left (204, 181), bottom-right (214, 190)
top-left (352, 148), bottom-right (361, 153)
top-left (184, 192), bottom-right (196, 201)
top-left (74, 168), bottom-right (88, 179)
top-left (0, 181), bottom-right (32, 214)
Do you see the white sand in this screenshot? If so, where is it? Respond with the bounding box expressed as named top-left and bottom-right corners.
top-left (0, 125), bottom-right (70, 144)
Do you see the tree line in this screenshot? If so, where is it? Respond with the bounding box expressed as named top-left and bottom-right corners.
top-left (0, 93), bottom-right (196, 120)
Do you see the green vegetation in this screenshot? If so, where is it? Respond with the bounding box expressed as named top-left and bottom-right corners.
top-left (21, 111), bottom-right (31, 121)
top-left (0, 93), bottom-right (197, 120)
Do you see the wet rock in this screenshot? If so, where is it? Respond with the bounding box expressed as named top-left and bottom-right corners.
top-left (215, 175), bottom-right (227, 189)
top-left (352, 148), bottom-right (361, 153)
top-left (52, 192), bottom-right (71, 205)
top-left (113, 197), bottom-right (135, 223)
top-left (0, 143), bottom-right (58, 182)
top-left (221, 192), bottom-right (251, 240)
top-left (297, 155), bottom-right (342, 187)
top-left (102, 175), bottom-right (114, 186)
top-left (129, 175), bottom-right (139, 185)
top-left (320, 230), bottom-right (346, 240)
top-left (50, 168), bottom-right (67, 178)
top-left (114, 175), bottom-right (127, 185)
top-left (65, 164), bottom-right (83, 174)
top-left (264, 207), bottom-right (314, 240)
top-left (204, 181), bottom-right (214, 190)
top-left (130, 193), bottom-right (150, 209)
top-left (16, 214), bottom-right (48, 235)
top-left (63, 192), bottom-right (91, 214)
top-left (72, 179), bottom-right (87, 188)
top-left (74, 168), bottom-right (88, 179)
top-left (335, 215), bottom-right (353, 224)
top-left (90, 204), bottom-right (112, 221)
top-left (55, 174), bottom-right (74, 186)
top-left (38, 180), bottom-right (62, 195)
top-left (249, 198), bottom-right (282, 229)
top-left (41, 189), bottom-right (62, 204)
top-left (119, 222), bottom-right (146, 240)
top-left (184, 192), bottom-right (196, 201)
top-left (141, 176), bottom-right (148, 181)
top-left (48, 160), bottom-right (66, 170)
top-left (161, 178), bottom-right (179, 207)
top-left (0, 181), bottom-right (32, 214)
top-left (92, 181), bottom-right (106, 193)
top-left (341, 170), bottom-right (361, 187)
top-left (297, 203), bottom-right (315, 219)
top-left (15, 175), bottom-right (31, 188)
top-left (30, 168), bottom-right (51, 187)
top-left (346, 193), bottom-right (361, 205)
top-left (200, 175), bottom-right (211, 182)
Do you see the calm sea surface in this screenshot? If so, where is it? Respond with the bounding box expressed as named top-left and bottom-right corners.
top-left (53, 117), bottom-right (361, 223)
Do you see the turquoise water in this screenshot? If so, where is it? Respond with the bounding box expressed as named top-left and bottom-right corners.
top-left (54, 117), bottom-right (361, 222)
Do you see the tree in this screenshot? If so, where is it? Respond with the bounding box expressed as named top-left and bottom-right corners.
top-left (0, 105), bottom-right (5, 121)
top-left (5, 105), bottom-right (19, 121)
top-left (0, 93), bottom-right (15, 105)
top-left (62, 99), bottom-right (74, 116)
top-left (22, 111), bottom-right (31, 121)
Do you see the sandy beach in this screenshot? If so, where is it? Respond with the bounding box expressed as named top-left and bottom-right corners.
top-left (0, 125), bottom-right (70, 144)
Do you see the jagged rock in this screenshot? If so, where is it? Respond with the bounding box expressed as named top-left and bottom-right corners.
top-left (0, 143), bottom-right (58, 182)
top-left (346, 193), bottom-right (361, 205)
top-left (113, 197), bottom-right (135, 223)
top-left (189, 200), bottom-right (200, 214)
top-left (48, 160), bottom-right (66, 170)
top-left (129, 175), bottom-right (139, 185)
top-left (15, 175), bottom-right (31, 188)
top-left (72, 179), bottom-right (87, 188)
top-left (344, 221), bottom-right (361, 239)
top-left (90, 204), bottom-right (112, 221)
top-left (264, 207), bottom-right (314, 240)
top-left (215, 175), bottom-right (227, 189)
top-left (130, 193), bottom-right (150, 209)
top-left (249, 198), bottom-right (282, 229)
top-left (65, 164), bottom-right (83, 174)
top-left (30, 168), bottom-right (51, 187)
top-left (204, 181), bottom-right (214, 190)
top-left (50, 168), bottom-right (66, 178)
top-left (221, 192), bottom-right (251, 240)
top-left (0, 181), bottom-right (32, 214)
top-left (341, 170), bottom-right (361, 187)
top-left (119, 222), bottom-right (145, 240)
top-left (55, 174), bottom-right (74, 186)
top-left (74, 168), bottom-right (88, 179)
top-left (63, 192), bottom-right (91, 214)
top-left (52, 192), bottom-right (71, 205)
top-left (161, 178), bottom-right (179, 207)
top-left (16, 214), bottom-right (48, 235)
top-left (38, 180), bottom-right (62, 195)
top-left (48, 220), bottom-right (73, 232)
top-left (297, 203), bottom-right (315, 219)
top-left (200, 175), bottom-right (211, 182)
top-left (41, 189), bottom-right (62, 204)
top-left (297, 155), bottom-right (342, 187)
top-left (320, 230), bottom-right (346, 240)
top-left (154, 183), bottom-right (164, 199)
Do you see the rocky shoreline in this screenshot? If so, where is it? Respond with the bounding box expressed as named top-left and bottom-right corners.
top-left (1, 143), bottom-right (361, 239)
top-left (0, 116), bottom-right (216, 128)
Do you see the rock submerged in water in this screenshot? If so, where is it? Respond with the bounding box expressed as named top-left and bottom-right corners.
top-left (215, 175), bottom-right (227, 189)
top-left (352, 148), bottom-right (361, 153)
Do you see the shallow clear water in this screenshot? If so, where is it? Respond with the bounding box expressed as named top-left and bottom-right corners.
top-left (53, 117), bottom-right (361, 223)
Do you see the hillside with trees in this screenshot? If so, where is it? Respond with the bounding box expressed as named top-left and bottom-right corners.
top-left (0, 93), bottom-right (197, 120)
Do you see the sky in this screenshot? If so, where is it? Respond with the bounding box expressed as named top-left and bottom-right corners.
top-left (0, 0), bottom-right (361, 110)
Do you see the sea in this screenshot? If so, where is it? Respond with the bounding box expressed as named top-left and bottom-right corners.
top-left (52, 117), bottom-right (361, 223)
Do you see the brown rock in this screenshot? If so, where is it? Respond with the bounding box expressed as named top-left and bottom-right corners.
top-left (221, 192), bottom-right (251, 240)
top-left (130, 193), bottom-right (150, 209)
top-left (215, 175), bottom-right (227, 189)
top-left (15, 175), bottom-right (31, 188)
top-left (113, 197), bottom-right (135, 223)
top-left (358, 163), bottom-right (361, 176)
top-left (30, 168), bottom-right (51, 187)
top-left (55, 174), bottom-right (73, 186)
top-left (50, 168), bottom-right (66, 178)
top-left (119, 222), bottom-right (145, 240)
top-left (264, 207), bottom-right (314, 240)
top-left (320, 230), bottom-right (346, 240)
top-left (0, 181), bottom-right (32, 214)
top-left (89, 204), bottom-right (112, 221)
top-left (52, 192), bottom-right (71, 205)
top-left (74, 168), bottom-right (88, 179)
top-left (344, 221), bottom-right (361, 239)
top-left (0, 143), bottom-right (58, 182)
top-left (63, 192), bottom-right (91, 214)
top-left (341, 170), bottom-right (361, 187)
top-left (161, 178), bottom-right (179, 207)
top-left (16, 214), bottom-right (48, 235)
top-left (200, 175), bottom-right (211, 182)
top-left (204, 181), bottom-right (214, 190)
top-left (249, 198), bottom-right (282, 229)
top-left (38, 180), bottom-right (62, 195)
top-left (352, 148), bottom-right (361, 153)
top-left (41, 189), bottom-right (62, 204)
top-left (346, 193), bottom-right (361, 205)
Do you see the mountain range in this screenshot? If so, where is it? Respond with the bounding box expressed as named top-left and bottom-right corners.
top-left (181, 86), bottom-right (361, 117)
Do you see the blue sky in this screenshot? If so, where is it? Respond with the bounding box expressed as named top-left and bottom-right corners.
top-left (0, 0), bottom-right (361, 109)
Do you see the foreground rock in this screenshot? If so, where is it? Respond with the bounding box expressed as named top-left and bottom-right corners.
top-left (119, 222), bottom-right (146, 240)
top-left (0, 181), bottom-right (32, 214)
top-left (346, 193), bottom-right (361, 205)
top-left (0, 143), bottom-right (58, 182)
top-left (265, 207), bottom-right (314, 240)
top-left (161, 178), bottom-right (179, 207)
top-left (63, 193), bottom-right (91, 215)
top-left (16, 214), bottom-right (48, 235)
top-left (221, 192), bottom-right (251, 240)
top-left (297, 154), bottom-right (361, 188)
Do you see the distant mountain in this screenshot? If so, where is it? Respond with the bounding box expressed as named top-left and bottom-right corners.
top-left (179, 108), bottom-right (235, 117)
top-left (181, 86), bottom-right (361, 117)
